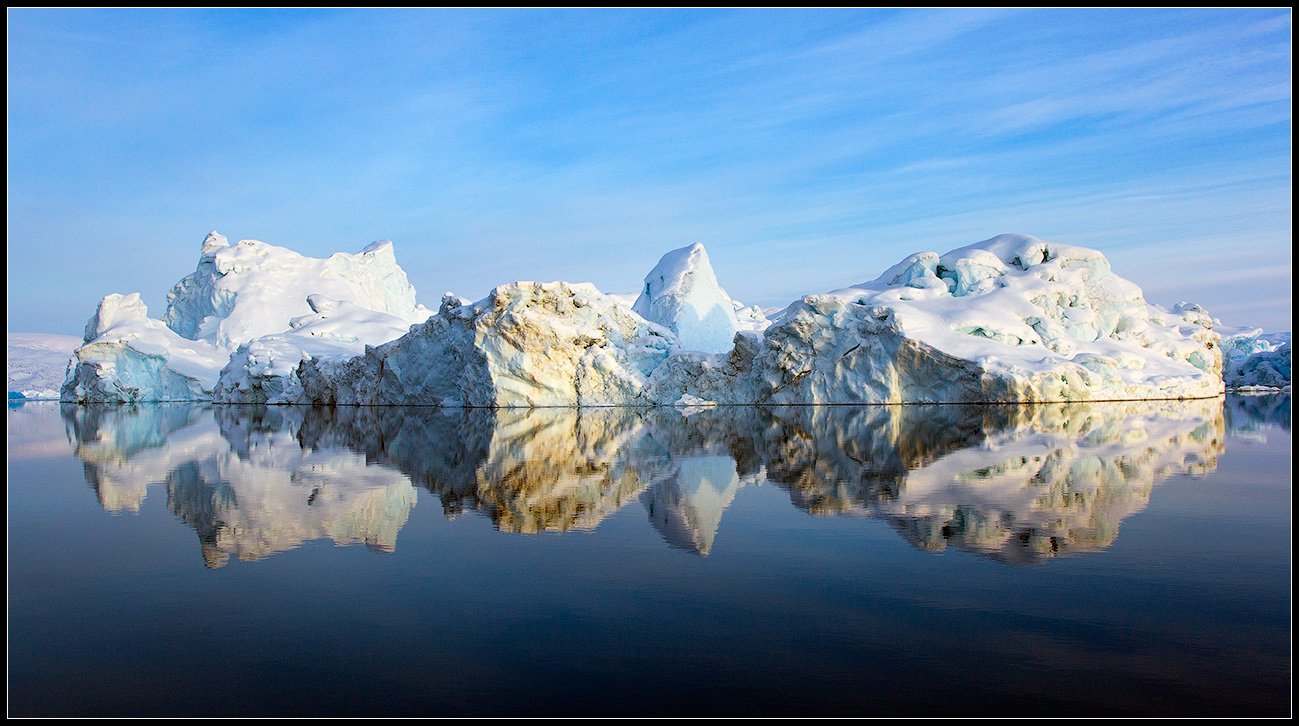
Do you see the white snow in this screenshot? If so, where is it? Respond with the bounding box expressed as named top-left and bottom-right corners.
top-left (633, 243), bottom-right (741, 354)
top-left (213, 295), bottom-right (419, 403)
top-left (7, 332), bottom-right (81, 399)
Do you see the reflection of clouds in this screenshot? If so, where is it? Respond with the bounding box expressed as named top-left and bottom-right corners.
top-left (62, 405), bottom-right (416, 566)
top-left (63, 397), bottom-right (1228, 564)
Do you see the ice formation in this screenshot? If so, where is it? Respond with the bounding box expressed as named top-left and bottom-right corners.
top-left (633, 243), bottom-right (741, 353)
top-left (1219, 327), bottom-right (1291, 391)
top-left (62, 232), bottom-right (430, 403)
top-left (62, 231), bottom-right (1234, 404)
top-left (299, 283), bottom-right (676, 406)
top-left (62, 293), bottom-right (227, 403)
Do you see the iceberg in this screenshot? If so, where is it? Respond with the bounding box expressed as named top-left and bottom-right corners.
top-left (300, 283), bottom-right (676, 406)
top-left (743, 236), bottom-right (1225, 403)
top-left (62, 293), bottom-right (227, 403)
top-left (62, 232), bottom-right (431, 403)
top-left (63, 231), bottom-right (1230, 405)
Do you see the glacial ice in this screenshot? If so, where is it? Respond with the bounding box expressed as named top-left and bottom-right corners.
top-left (61, 231), bottom-right (1238, 404)
top-left (61, 293), bottom-right (227, 403)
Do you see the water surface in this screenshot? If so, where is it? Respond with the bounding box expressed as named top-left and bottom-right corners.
top-left (7, 396), bottom-right (1291, 716)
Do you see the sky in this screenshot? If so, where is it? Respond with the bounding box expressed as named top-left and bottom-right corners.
top-left (7, 8), bottom-right (1292, 335)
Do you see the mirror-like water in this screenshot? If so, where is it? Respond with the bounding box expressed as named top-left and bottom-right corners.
top-left (7, 396), bottom-right (1291, 716)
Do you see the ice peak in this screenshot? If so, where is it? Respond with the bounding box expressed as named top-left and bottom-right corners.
top-left (634, 243), bottom-right (740, 354)
top-left (200, 231), bottom-right (230, 258)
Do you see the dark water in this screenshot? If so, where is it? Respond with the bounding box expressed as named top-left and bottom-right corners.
top-left (6, 395), bottom-right (1291, 716)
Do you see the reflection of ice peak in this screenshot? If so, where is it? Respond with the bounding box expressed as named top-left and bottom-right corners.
top-left (642, 455), bottom-right (745, 556)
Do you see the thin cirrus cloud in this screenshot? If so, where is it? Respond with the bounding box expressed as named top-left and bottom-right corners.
top-left (6, 8), bottom-right (1292, 335)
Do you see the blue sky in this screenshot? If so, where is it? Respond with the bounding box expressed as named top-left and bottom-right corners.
top-left (7, 8), bottom-right (1292, 334)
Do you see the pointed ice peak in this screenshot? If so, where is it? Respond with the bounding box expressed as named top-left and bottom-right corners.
top-left (201, 231), bottom-right (230, 257)
top-left (633, 243), bottom-right (740, 354)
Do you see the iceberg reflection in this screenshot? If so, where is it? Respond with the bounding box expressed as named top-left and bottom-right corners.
top-left (62, 398), bottom-right (1226, 565)
top-left (62, 404), bottom-right (416, 567)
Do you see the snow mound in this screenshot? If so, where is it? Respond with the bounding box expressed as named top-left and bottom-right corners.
top-left (633, 243), bottom-right (741, 353)
top-left (301, 283), bottom-right (676, 406)
top-left (7, 332), bottom-right (81, 399)
top-left (61, 293), bottom-right (226, 403)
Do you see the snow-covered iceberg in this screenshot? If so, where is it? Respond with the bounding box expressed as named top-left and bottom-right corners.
top-left (63, 231), bottom-right (1229, 405)
top-left (62, 293), bottom-right (227, 403)
top-left (744, 236), bottom-right (1224, 403)
top-left (62, 232), bottom-right (431, 403)
top-left (300, 282), bottom-right (676, 406)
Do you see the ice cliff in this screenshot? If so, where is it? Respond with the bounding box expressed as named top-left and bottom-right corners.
top-left (63, 231), bottom-right (1232, 404)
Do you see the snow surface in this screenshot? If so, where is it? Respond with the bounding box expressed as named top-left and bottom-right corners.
top-left (60, 231), bottom-right (1234, 405)
top-left (7, 332), bottom-right (80, 399)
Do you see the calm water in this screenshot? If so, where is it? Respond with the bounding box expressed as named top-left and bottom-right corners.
top-left (7, 395), bottom-right (1291, 716)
